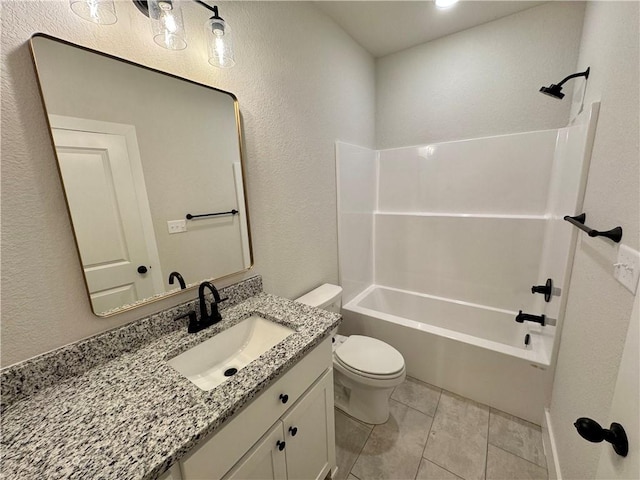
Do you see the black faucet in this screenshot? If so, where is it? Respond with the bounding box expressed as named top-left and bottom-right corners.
top-left (515, 310), bottom-right (546, 326)
top-left (174, 281), bottom-right (228, 334)
top-left (169, 271), bottom-right (186, 289)
top-left (197, 281), bottom-right (228, 330)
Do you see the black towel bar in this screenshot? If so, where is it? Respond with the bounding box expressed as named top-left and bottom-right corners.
top-left (186, 209), bottom-right (238, 220)
top-left (563, 213), bottom-right (623, 243)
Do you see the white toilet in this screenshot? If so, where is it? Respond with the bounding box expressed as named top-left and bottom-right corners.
top-left (296, 284), bottom-right (406, 424)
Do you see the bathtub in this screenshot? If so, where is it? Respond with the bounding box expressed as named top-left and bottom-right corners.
top-left (341, 285), bottom-right (554, 424)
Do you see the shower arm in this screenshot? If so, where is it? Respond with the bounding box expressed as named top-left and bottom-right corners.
top-left (555, 68), bottom-right (590, 87)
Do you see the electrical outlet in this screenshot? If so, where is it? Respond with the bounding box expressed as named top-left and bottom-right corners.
top-left (167, 219), bottom-right (187, 234)
top-left (614, 244), bottom-right (640, 294)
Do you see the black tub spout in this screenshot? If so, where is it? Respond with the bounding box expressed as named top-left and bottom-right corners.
top-left (515, 310), bottom-right (546, 326)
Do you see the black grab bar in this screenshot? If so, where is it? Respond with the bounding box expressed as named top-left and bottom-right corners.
top-left (564, 213), bottom-right (623, 243)
top-left (186, 209), bottom-right (238, 220)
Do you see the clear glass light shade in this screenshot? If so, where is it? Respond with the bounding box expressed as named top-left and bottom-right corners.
top-left (69, 0), bottom-right (117, 24)
top-left (148, 0), bottom-right (187, 50)
top-left (205, 17), bottom-right (235, 68)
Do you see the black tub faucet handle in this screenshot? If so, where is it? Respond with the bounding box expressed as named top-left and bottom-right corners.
top-left (531, 278), bottom-right (553, 302)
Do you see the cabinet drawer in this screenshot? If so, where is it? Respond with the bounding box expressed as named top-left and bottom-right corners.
top-left (181, 337), bottom-right (332, 479)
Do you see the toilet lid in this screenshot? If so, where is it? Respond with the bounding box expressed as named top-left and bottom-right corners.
top-left (335, 335), bottom-right (405, 376)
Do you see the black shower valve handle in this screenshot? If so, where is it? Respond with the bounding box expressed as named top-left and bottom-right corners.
top-left (531, 278), bottom-right (553, 302)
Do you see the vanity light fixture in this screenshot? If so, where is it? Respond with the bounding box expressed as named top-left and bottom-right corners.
top-left (434, 0), bottom-right (459, 9)
top-left (69, 0), bottom-right (117, 24)
top-left (136, 0), bottom-right (234, 65)
top-left (70, 0), bottom-right (235, 67)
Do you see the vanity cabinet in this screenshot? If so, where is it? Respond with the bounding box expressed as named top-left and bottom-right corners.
top-left (225, 371), bottom-right (334, 480)
top-left (179, 338), bottom-right (336, 480)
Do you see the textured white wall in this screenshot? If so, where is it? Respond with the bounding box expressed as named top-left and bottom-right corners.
top-left (0, 1), bottom-right (375, 366)
top-left (548, 2), bottom-right (640, 479)
top-left (375, 2), bottom-right (585, 149)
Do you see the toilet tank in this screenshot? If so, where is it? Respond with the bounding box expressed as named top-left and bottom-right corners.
top-left (295, 284), bottom-right (342, 313)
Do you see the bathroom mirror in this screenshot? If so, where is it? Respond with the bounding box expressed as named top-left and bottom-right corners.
top-left (30, 34), bottom-right (252, 317)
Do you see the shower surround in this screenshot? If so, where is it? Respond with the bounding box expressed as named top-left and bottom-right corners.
top-left (336, 103), bottom-right (599, 424)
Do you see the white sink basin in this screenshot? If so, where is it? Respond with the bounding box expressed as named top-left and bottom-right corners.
top-left (168, 316), bottom-right (295, 391)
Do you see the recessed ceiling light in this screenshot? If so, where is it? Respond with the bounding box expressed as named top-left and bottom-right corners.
top-left (435, 0), bottom-right (459, 9)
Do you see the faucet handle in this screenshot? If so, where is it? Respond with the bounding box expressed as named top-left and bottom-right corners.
top-left (175, 310), bottom-right (196, 321)
top-left (175, 310), bottom-right (200, 333)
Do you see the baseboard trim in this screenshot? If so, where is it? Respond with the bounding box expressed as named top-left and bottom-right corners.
top-left (542, 408), bottom-right (562, 480)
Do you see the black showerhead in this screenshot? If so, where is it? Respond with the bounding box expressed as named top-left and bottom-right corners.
top-left (540, 84), bottom-right (565, 99)
top-left (540, 67), bottom-right (590, 100)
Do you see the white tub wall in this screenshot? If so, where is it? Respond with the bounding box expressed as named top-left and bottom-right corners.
top-left (340, 307), bottom-right (550, 425)
top-left (377, 130), bottom-right (558, 215)
top-left (336, 142), bottom-right (377, 304)
top-left (374, 215), bottom-right (546, 312)
top-left (534, 103), bottom-right (600, 365)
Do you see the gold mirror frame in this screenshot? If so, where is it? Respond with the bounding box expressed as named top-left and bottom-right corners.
top-left (29, 33), bottom-right (253, 317)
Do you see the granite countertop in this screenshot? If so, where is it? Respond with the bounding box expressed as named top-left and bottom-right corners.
top-left (0, 291), bottom-right (340, 480)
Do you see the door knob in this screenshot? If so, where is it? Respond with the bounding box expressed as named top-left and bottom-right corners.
top-left (137, 265), bottom-right (148, 274)
top-left (276, 440), bottom-right (286, 451)
top-left (574, 417), bottom-right (628, 457)
top-left (289, 426), bottom-right (298, 437)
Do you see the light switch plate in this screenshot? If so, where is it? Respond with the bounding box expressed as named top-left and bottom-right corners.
top-left (614, 244), bottom-right (640, 294)
top-left (167, 219), bottom-right (187, 234)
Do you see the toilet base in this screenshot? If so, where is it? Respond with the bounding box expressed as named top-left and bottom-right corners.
top-left (333, 368), bottom-right (406, 424)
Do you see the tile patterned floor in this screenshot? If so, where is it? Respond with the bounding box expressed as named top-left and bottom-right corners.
top-left (334, 377), bottom-right (547, 480)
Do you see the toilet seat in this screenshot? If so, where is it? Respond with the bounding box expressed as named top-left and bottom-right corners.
top-left (334, 335), bottom-right (405, 378)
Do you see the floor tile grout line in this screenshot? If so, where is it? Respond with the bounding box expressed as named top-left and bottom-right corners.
top-left (347, 416), bottom-right (375, 479)
top-left (420, 458), bottom-right (465, 480)
top-left (489, 443), bottom-right (549, 471)
top-left (419, 389), bottom-right (442, 461)
top-left (418, 389), bottom-right (445, 480)
top-left (390, 396), bottom-right (438, 421)
top-left (488, 406), bottom-right (543, 429)
top-left (336, 408), bottom-right (374, 431)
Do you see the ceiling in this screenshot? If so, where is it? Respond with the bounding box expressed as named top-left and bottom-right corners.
top-left (314, 1), bottom-right (545, 57)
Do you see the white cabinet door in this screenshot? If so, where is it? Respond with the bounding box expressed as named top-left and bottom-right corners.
top-left (282, 370), bottom-right (336, 480)
top-left (224, 422), bottom-right (287, 480)
top-left (180, 339), bottom-right (332, 480)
